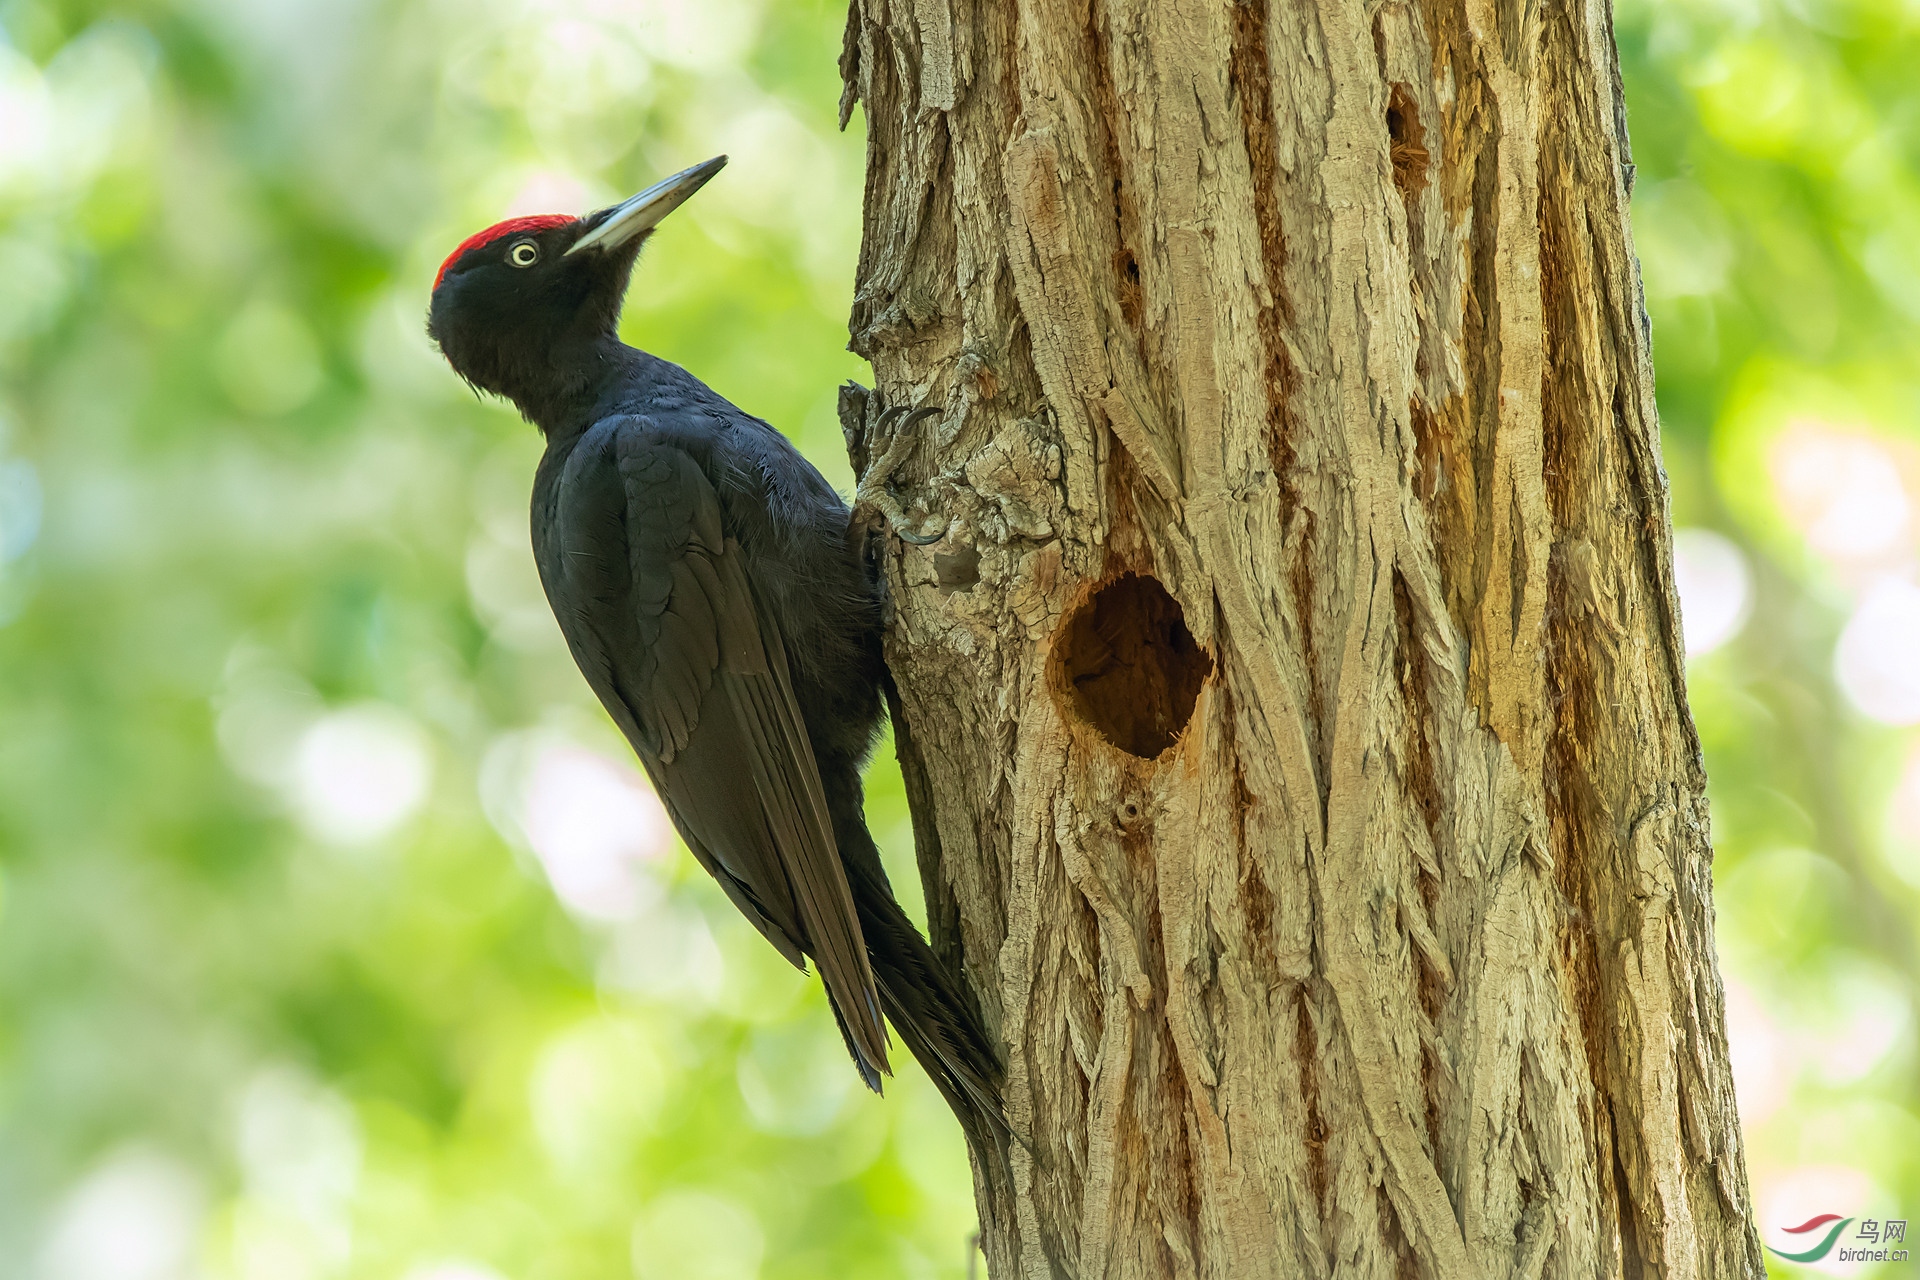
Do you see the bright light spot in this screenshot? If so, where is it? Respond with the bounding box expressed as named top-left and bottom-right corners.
top-left (735, 1021), bottom-right (854, 1136)
top-left (597, 905), bottom-right (724, 1005)
top-left (0, 49), bottom-right (53, 187)
top-left (465, 526), bottom-right (560, 652)
top-left (224, 1068), bottom-right (361, 1280)
top-left (1804, 963), bottom-right (1909, 1087)
top-left (43, 27), bottom-right (155, 191)
top-left (1723, 979), bottom-right (1788, 1126)
top-left (715, 105), bottom-right (830, 228)
top-left (1757, 1164), bottom-right (1885, 1277)
top-left (503, 170), bottom-right (592, 219)
top-left (1633, 180), bottom-right (1733, 298)
top-left (1692, 39), bottom-right (1813, 158)
top-left (631, 1190), bottom-right (763, 1280)
top-left (291, 704), bottom-right (433, 844)
top-left (0, 27), bottom-right (150, 199)
top-left (633, 0), bottom-right (763, 72)
top-left (892, 1068), bottom-right (976, 1220)
top-left (226, 1202), bottom-right (334, 1280)
top-left (1883, 743), bottom-right (1920, 889)
top-left (524, 22), bottom-right (654, 170)
top-left (214, 646), bottom-right (323, 789)
top-left (37, 1146), bottom-right (206, 1280)
top-left (1834, 578), bottom-right (1920, 724)
top-left (1717, 846), bottom-right (1847, 966)
top-left (1770, 425), bottom-right (1912, 565)
top-left (401, 1263), bottom-right (509, 1280)
top-left (0, 236), bottom-right (70, 345)
top-left (482, 732), bottom-right (673, 922)
top-left (1672, 528), bottom-right (1751, 657)
top-left (526, 743), bottom-right (673, 920)
top-left (359, 290), bottom-right (463, 401)
top-left (0, 457), bottom-right (42, 561)
top-left (707, 103), bottom-right (857, 286)
top-left (1864, 230), bottom-right (1920, 324)
top-left (237, 1066), bottom-right (362, 1232)
top-left (531, 1018), bottom-right (665, 1174)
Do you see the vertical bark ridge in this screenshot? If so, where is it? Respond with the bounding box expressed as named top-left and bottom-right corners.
top-left (1227, 0), bottom-right (1300, 489)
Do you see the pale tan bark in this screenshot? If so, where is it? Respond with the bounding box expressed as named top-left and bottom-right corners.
top-left (837, 0), bottom-right (1763, 1275)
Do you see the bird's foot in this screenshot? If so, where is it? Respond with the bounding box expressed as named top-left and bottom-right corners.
top-left (854, 406), bottom-right (950, 545)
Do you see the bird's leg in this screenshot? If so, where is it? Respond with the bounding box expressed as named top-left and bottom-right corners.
top-left (853, 406), bottom-right (950, 545)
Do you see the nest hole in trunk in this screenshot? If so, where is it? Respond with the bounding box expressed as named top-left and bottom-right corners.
top-left (1052, 573), bottom-right (1212, 759)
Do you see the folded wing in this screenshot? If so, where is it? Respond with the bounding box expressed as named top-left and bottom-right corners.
top-left (543, 424), bottom-right (889, 1085)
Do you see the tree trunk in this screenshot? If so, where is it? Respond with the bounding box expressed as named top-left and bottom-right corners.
top-left (836, 0), bottom-right (1763, 1275)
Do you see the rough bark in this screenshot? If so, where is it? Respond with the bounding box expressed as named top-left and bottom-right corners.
top-left (836, 0), bottom-right (1763, 1275)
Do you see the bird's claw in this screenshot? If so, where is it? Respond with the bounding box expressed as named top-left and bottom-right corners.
top-left (893, 521), bottom-right (948, 546)
top-left (875, 405), bottom-right (942, 437)
top-left (855, 405), bottom-right (948, 545)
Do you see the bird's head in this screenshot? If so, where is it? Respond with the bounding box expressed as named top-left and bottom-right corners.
top-left (427, 155), bottom-right (726, 419)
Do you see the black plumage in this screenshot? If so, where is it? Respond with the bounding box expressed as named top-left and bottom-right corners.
top-left (426, 159), bottom-right (1004, 1138)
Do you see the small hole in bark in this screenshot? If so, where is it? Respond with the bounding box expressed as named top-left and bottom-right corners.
top-left (1053, 573), bottom-right (1212, 758)
top-left (1114, 246), bottom-right (1143, 327)
top-left (934, 544), bottom-right (980, 591)
top-left (1386, 83), bottom-right (1429, 197)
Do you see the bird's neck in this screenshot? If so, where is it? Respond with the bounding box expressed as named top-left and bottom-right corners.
top-left (506, 333), bottom-right (641, 438)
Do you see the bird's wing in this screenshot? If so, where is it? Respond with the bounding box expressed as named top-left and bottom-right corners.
top-left (546, 426), bottom-right (890, 1082)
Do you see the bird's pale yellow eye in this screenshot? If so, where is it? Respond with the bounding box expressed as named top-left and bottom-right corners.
top-left (507, 241), bottom-right (539, 267)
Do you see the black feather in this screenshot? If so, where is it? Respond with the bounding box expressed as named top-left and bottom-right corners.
top-left (431, 205), bottom-right (1010, 1149)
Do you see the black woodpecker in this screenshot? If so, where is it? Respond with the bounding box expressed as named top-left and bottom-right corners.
top-left (427, 157), bottom-right (1004, 1139)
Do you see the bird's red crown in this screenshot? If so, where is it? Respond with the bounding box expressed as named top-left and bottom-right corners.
top-left (434, 214), bottom-right (577, 292)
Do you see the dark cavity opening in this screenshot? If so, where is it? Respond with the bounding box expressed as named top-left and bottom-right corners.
top-left (1386, 83), bottom-right (1429, 198)
top-left (1113, 245), bottom-right (1143, 327)
top-left (1053, 573), bottom-right (1212, 758)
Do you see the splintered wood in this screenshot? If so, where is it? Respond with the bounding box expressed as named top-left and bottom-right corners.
top-left (839, 0), bottom-right (1762, 1275)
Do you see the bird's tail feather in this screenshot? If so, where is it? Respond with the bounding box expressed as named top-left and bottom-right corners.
top-left (820, 871), bottom-right (1007, 1130)
top-left (820, 742), bottom-right (1014, 1148)
top-left (875, 964), bottom-right (1009, 1142)
top-left (845, 858), bottom-right (1012, 1148)
top-left (825, 991), bottom-right (888, 1094)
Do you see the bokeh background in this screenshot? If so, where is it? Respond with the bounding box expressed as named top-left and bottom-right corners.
top-left (0, 0), bottom-right (1915, 1276)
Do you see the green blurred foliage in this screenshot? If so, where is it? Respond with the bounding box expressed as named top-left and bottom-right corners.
top-left (0, 0), bottom-right (1915, 1275)
top-left (0, 0), bottom-right (972, 1276)
top-left (1617, 0), bottom-right (1920, 1266)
